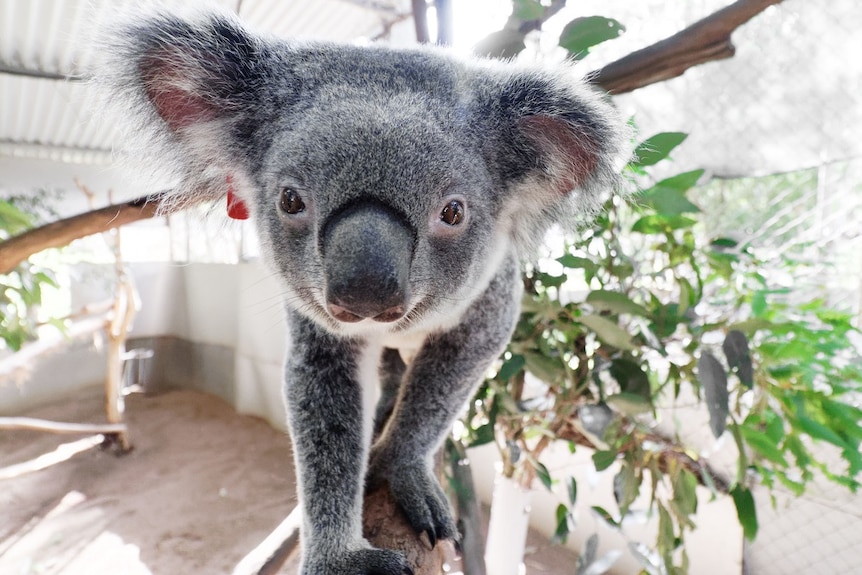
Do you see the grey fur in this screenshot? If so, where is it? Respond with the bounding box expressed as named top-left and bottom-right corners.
top-left (96, 7), bottom-right (627, 574)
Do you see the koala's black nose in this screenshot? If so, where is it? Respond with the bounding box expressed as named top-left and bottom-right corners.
top-left (321, 203), bottom-right (413, 323)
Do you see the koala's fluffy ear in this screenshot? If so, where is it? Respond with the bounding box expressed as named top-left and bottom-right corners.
top-left (97, 10), bottom-right (279, 206)
top-left (484, 69), bottom-right (627, 235)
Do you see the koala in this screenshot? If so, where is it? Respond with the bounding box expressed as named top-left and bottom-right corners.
top-left (97, 7), bottom-right (625, 575)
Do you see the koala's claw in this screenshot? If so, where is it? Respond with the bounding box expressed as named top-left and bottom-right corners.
top-left (369, 460), bottom-right (458, 547)
top-left (301, 546), bottom-right (410, 575)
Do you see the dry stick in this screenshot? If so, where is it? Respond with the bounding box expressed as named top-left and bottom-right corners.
top-left (592, 0), bottom-right (785, 95)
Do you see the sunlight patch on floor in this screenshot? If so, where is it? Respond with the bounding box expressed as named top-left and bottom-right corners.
top-left (0, 435), bottom-right (103, 480)
top-left (0, 490), bottom-right (153, 575)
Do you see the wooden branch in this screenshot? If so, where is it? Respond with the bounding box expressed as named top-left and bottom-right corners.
top-left (592, 0), bottom-right (784, 94)
top-left (0, 193), bottom-right (168, 275)
top-left (364, 485), bottom-right (447, 574)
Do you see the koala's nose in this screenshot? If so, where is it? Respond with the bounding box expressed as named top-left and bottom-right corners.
top-left (321, 203), bottom-right (413, 323)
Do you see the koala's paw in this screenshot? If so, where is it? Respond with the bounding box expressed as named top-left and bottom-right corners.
top-left (301, 547), bottom-right (412, 575)
top-left (368, 459), bottom-right (458, 548)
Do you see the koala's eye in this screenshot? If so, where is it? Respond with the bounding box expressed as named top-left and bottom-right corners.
top-left (440, 200), bottom-right (465, 226)
top-left (279, 187), bottom-right (305, 214)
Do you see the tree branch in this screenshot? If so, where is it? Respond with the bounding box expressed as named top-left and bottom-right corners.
top-left (0, 194), bottom-right (169, 275)
top-left (364, 486), bottom-right (447, 574)
top-left (592, 0), bottom-right (784, 94)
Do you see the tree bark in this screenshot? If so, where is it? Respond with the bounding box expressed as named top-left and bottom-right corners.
top-left (592, 0), bottom-right (784, 94)
top-left (364, 486), bottom-right (448, 574)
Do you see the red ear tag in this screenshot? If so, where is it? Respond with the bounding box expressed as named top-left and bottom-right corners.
top-left (226, 188), bottom-right (249, 220)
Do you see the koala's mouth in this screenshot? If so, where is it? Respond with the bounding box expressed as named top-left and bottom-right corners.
top-left (327, 303), bottom-right (406, 324)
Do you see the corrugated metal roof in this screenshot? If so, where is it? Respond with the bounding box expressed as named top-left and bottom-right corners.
top-left (0, 0), bottom-right (407, 165)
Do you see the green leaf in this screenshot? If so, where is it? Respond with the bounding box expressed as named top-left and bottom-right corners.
top-left (523, 351), bottom-right (564, 385)
top-left (672, 469), bottom-right (699, 517)
top-left (513, 0), bottom-right (544, 20)
top-left (722, 330), bottom-right (754, 388)
top-left (586, 290), bottom-right (649, 316)
top-left (638, 186), bottom-right (701, 216)
top-left (557, 254), bottom-right (597, 273)
top-left (821, 400), bottom-right (862, 441)
top-left (497, 353), bottom-right (525, 381)
top-left (567, 476), bottom-right (578, 505)
top-left (657, 503), bottom-right (675, 562)
top-left (592, 450), bottom-right (618, 471)
top-left (590, 505), bottom-right (619, 529)
top-left (605, 392), bottom-right (653, 415)
top-left (535, 271), bottom-right (567, 288)
top-left (535, 461), bottom-right (553, 490)
top-left (630, 132), bottom-right (688, 168)
top-left (631, 214), bottom-right (697, 234)
top-left (740, 426), bottom-right (789, 466)
top-left (639, 172), bottom-right (703, 216)
top-left (698, 351), bottom-right (729, 438)
top-left (552, 503), bottom-right (574, 543)
top-left (559, 16), bottom-right (625, 59)
top-left (711, 237), bottom-right (739, 249)
top-left (0, 200), bottom-right (34, 235)
top-left (730, 485), bottom-right (758, 541)
top-left (796, 412), bottom-right (847, 449)
top-left (614, 463), bottom-right (640, 514)
top-left (609, 358), bottom-right (651, 399)
top-left (578, 314), bottom-right (634, 350)
top-left (656, 170), bottom-right (705, 191)
top-left (751, 291), bottom-right (768, 318)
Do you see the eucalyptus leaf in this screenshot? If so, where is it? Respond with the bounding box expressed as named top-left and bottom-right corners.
top-left (698, 351), bottom-right (729, 438)
top-left (0, 200), bottom-right (34, 234)
top-left (552, 503), bottom-right (574, 543)
top-left (630, 132), bottom-right (688, 168)
top-left (535, 460), bottom-right (554, 490)
top-left (567, 476), bottom-right (578, 506)
top-left (586, 290), bottom-right (649, 316)
top-left (740, 425), bottom-right (789, 466)
top-left (557, 254), bottom-right (598, 273)
top-left (590, 505), bottom-right (619, 529)
top-left (731, 485), bottom-right (758, 541)
top-left (631, 214), bottom-right (698, 234)
top-left (497, 353), bottom-right (525, 381)
top-left (578, 314), bottom-right (635, 350)
top-left (592, 450), bottom-right (617, 471)
top-left (524, 351), bottom-right (564, 385)
top-left (672, 469), bottom-right (698, 516)
top-left (609, 358), bottom-right (651, 399)
top-left (605, 393), bottom-right (653, 415)
top-left (559, 16), bottom-right (625, 59)
top-left (638, 186), bottom-right (701, 216)
top-left (722, 330), bottom-right (754, 387)
top-left (513, 0), bottom-right (544, 20)
top-left (655, 169), bottom-right (705, 191)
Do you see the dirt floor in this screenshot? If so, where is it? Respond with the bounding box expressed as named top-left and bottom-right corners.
top-left (0, 387), bottom-right (576, 574)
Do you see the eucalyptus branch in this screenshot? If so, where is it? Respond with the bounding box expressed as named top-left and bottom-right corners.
top-left (592, 0), bottom-right (784, 94)
top-left (0, 193), bottom-right (168, 274)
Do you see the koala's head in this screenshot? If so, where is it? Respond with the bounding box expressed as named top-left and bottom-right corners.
top-left (100, 9), bottom-right (626, 336)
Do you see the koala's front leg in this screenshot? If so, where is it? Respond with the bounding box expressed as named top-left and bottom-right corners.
top-left (368, 257), bottom-right (521, 546)
top-left (284, 313), bottom-right (411, 575)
